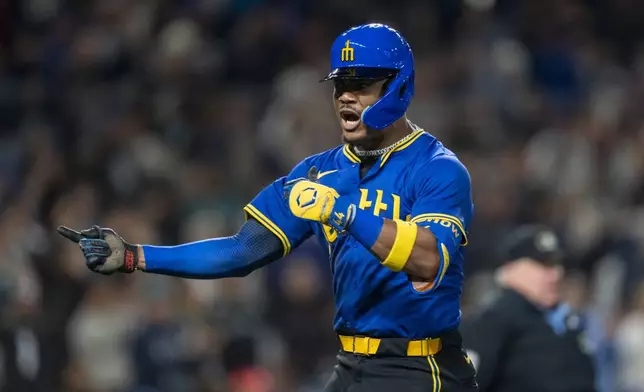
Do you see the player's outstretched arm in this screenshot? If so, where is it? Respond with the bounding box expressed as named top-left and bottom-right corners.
top-left (56, 219), bottom-right (284, 278)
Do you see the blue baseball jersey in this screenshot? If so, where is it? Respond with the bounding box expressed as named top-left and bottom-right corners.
top-left (243, 126), bottom-right (473, 339)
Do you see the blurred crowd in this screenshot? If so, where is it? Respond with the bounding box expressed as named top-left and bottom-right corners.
top-left (1, 0), bottom-right (644, 391)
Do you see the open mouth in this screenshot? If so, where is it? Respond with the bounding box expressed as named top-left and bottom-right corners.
top-left (339, 109), bottom-right (361, 131)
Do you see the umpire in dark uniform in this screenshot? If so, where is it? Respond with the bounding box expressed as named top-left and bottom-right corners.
top-left (460, 225), bottom-right (597, 392)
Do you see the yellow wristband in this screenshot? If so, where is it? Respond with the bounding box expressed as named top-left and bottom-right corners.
top-left (382, 220), bottom-right (418, 272)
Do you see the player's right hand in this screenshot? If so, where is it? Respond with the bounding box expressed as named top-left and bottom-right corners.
top-left (288, 179), bottom-right (340, 224)
top-left (56, 225), bottom-right (139, 275)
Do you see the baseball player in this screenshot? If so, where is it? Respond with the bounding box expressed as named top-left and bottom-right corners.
top-left (58, 24), bottom-right (478, 391)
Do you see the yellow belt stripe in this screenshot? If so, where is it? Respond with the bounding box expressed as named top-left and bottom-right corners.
top-left (243, 205), bottom-right (291, 256)
top-left (411, 213), bottom-right (468, 245)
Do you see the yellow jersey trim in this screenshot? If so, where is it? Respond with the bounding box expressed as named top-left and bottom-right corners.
top-left (243, 204), bottom-right (291, 256)
top-left (411, 213), bottom-right (468, 246)
top-left (412, 243), bottom-right (451, 293)
top-left (342, 144), bottom-right (361, 163)
top-left (342, 127), bottom-right (425, 167)
top-left (380, 128), bottom-right (425, 167)
top-left (438, 243), bottom-right (451, 284)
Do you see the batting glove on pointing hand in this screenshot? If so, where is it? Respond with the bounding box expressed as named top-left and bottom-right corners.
top-left (57, 225), bottom-right (139, 275)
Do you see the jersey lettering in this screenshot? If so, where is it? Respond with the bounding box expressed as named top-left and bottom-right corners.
top-left (416, 216), bottom-right (462, 240)
top-left (322, 224), bottom-right (338, 243)
top-left (357, 189), bottom-right (402, 220)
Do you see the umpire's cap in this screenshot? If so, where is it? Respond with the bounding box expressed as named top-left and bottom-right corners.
top-left (500, 225), bottom-right (564, 266)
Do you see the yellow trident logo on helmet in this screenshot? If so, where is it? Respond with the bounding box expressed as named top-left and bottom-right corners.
top-left (341, 40), bottom-right (354, 62)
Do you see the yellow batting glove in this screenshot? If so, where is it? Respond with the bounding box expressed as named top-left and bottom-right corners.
top-left (288, 180), bottom-right (340, 224)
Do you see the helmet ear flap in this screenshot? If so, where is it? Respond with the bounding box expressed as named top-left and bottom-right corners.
top-left (361, 69), bottom-right (413, 130)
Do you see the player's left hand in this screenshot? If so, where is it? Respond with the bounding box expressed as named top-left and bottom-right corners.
top-left (57, 225), bottom-right (139, 275)
top-left (287, 167), bottom-right (340, 224)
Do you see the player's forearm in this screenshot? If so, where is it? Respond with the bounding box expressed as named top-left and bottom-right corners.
top-left (370, 219), bottom-right (440, 280)
top-left (136, 220), bottom-right (283, 279)
top-left (340, 205), bottom-right (440, 280)
top-left (137, 240), bottom-right (257, 278)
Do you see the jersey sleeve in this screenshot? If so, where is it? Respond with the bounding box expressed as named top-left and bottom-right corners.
top-left (409, 155), bottom-right (473, 290)
top-left (243, 159), bottom-right (315, 257)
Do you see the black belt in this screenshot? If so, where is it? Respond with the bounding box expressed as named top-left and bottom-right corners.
top-left (337, 329), bottom-right (462, 357)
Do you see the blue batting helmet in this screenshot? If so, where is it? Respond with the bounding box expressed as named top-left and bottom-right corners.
top-left (321, 23), bottom-right (415, 130)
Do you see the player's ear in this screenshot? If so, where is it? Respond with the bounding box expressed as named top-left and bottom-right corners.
top-left (380, 78), bottom-right (393, 98)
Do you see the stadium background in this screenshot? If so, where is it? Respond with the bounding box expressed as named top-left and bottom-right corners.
top-left (1, 0), bottom-right (644, 391)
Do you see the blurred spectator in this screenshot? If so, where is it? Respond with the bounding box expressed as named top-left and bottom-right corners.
top-left (68, 278), bottom-right (138, 392)
top-left (615, 283), bottom-right (644, 392)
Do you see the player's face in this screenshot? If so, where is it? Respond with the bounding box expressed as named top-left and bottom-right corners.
top-left (333, 78), bottom-right (388, 146)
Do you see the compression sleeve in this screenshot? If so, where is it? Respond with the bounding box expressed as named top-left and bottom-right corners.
top-left (140, 219), bottom-right (283, 279)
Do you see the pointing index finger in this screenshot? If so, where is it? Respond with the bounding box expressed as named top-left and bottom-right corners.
top-left (56, 225), bottom-right (83, 243)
